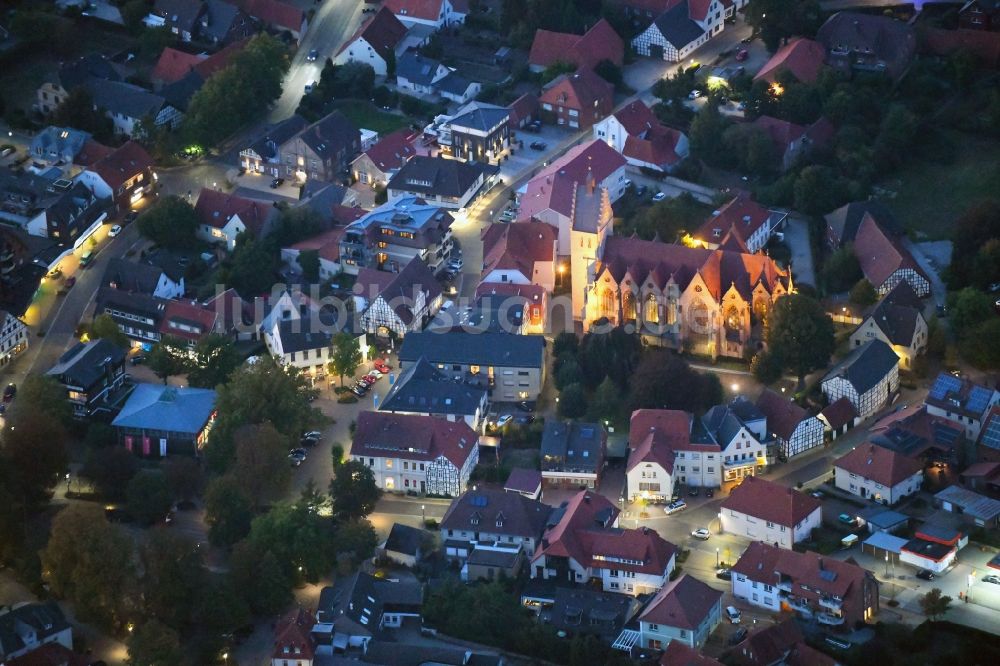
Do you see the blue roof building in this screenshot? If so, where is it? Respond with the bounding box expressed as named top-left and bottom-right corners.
top-left (112, 383), bottom-right (217, 456)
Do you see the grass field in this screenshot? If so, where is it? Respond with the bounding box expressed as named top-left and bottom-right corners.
top-left (878, 131), bottom-right (1000, 240)
top-left (331, 100), bottom-right (411, 135)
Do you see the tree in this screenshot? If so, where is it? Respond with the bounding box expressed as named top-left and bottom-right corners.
top-left (5, 374), bottom-right (72, 426)
top-left (950, 287), bottom-right (995, 340)
top-left (331, 443), bottom-right (345, 468)
top-left (960, 318), bottom-right (1000, 370)
top-left (555, 357), bottom-right (584, 391)
top-left (138, 196), bottom-right (199, 249)
top-left (121, 0), bottom-right (149, 33)
top-left (81, 446), bottom-right (140, 499)
top-left (49, 87), bottom-right (114, 141)
top-left (247, 503), bottom-right (337, 582)
top-left (793, 165), bottom-right (840, 215)
top-left (594, 60), bottom-right (623, 88)
top-left (161, 456), bottom-right (205, 503)
top-left (88, 313), bottom-right (129, 348)
top-left (822, 245), bottom-right (863, 294)
top-left (299, 249), bottom-right (320, 283)
top-left (576, 326), bottom-right (642, 389)
top-left (204, 476), bottom-right (254, 547)
top-left (335, 519), bottom-right (379, 564)
top-left (127, 470), bottom-right (174, 526)
top-left (147, 337), bottom-right (191, 384)
top-left (765, 294), bottom-right (835, 386)
top-left (626, 350), bottom-right (720, 414)
top-left (42, 505), bottom-right (134, 630)
top-left (187, 334), bottom-right (243, 389)
top-left (219, 234), bottom-right (279, 297)
top-left (950, 200), bottom-right (1000, 290)
top-left (139, 528), bottom-right (205, 627)
top-left (329, 459), bottom-right (381, 520)
top-left (919, 587), bottom-right (952, 621)
top-left (558, 383), bottom-right (588, 419)
top-left (750, 351), bottom-right (783, 385)
top-left (270, 206), bottom-right (324, 247)
top-left (849, 279), bottom-right (878, 307)
top-left (588, 376), bottom-right (622, 425)
top-left (193, 579), bottom-right (251, 638)
top-left (328, 332), bottom-right (363, 387)
top-left (232, 423), bottom-right (292, 510)
top-left (228, 540), bottom-right (292, 615)
top-left (127, 620), bottom-right (184, 666)
top-left (689, 103), bottom-right (731, 165)
top-left (1, 412), bottom-right (68, 510)
top-left (552, 332), bottom-right (579, 358)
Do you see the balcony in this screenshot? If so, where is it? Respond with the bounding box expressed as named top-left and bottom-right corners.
top-left (787, 598), bottom-right (812, 617)
top-left (819, 596), bottom-right (842, 611)
top-left (776, 580), bottom-right (793, 594)
top-left (817, 612), bottom-right (845, 626)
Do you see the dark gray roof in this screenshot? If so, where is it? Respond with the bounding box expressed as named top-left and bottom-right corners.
top-left (160, 70), bottom-right (205, 112)
top-left (822, 339), bottom-right (899, 395)
top-left (360, 256), bottom-right (442, 325)
top-left (436, 71), bottom-right (475, 96)
top-left (380, 357), bottom-right (486, 417)
top-left (729, 394), bottom-right (766, 424)
top-left (541, 420), bottom-right (606, 474)
top-left (96, 286), bottom-right (167, 322)
top-left (154, 0), bottom-right (205, 34)
top-left (57, 53), bottom-right (122, 91)
top-left (448, 106), bottom-right (510, 133)
top-left (275, 319), bottom-right (334, 354)
top-left (46, 338), bottom-right (126, 389)
top-left (246, 115), bottom-right (309, 160)
top-left (653, 2), bottom-right (706, 49)
top-left (396, 52), bottom-right (444, 86)
top-left (87, 79), bottom-right (168, 120)
top-left (0, 602), bottom-right (70, 657)
top-left (825, 199), bottom-right (901, 247)
top-left (388, 156), bottom-right (498, 200)
top-left (466, 546), bottom-right (521, 568)
top-left (441, 487), bottom-right (553, 540)
top-left (701, 405), bottom-right (745, 449)
top-left (297, 111), bottom-right (360, 160)
top-left (201, 0), bottom-right (243, 42)
top-left (143, 250), bottom-right (187, 283)
top-left (103, 257), bottom-right (165, 294)
top-left (384, 522), bottom-right (426, 557)
top-left (865, 294), bottom-right (922, 347)
top-left (341, 571), bottom-right (423, 636)
top-left (527, 584), bottom-right (642, 643)
top-left (398, 330), bottom-right (544, 368)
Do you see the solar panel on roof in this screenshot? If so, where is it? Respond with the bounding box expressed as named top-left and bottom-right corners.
top-left (966, 387), bottom-right (993, 415)
top-left (929, 374), bottom-right (962, 400)
top-left (982, 417), bottom-right (1000, 451)
top-left (818, 570), bottom-right (838, 582)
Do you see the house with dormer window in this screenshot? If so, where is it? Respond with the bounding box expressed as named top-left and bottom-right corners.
top-left (441, 487), bottom-right (553, 559)
top-left (269, 608), bottom-right (316, 666)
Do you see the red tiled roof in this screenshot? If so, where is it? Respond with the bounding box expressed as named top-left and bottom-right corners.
top-left (385, 0), bottom-right (445, 21)
top-left (694, 190), bottom-right (772, 246)
top-left (639, 573), bottom-right (722, 629)
top-left (721, 476), bottom-right (822, 527)
top-left (474, 281), bottom-right (546, 304)
top-left (152, 47), bottom-right (204, 84)
top-left (336, 7), bottom-right (407, 61)
top-left (854, 213), bottom-right (926, 289)
top-left (271, 608), bottom-right (316, 660)
top-left (688, 0), bottom-right (714, 21)
top-left (75, 139), bottom-right (114, 167)
top-left (660, 641), bottom-right (723, 666)
top-left (507, 93), bottom-right (539, 125)
top-left (528, 19), bottom-right (624, 70)
top-left (519, 140), bottom-right (626, 220)
top-left (352, 412), bottom-right (479, 469)
top-left (752, 115), bottom-right (806, 155)
top-left (192, 37), bottom-right (249, 79)
top-left (923, 27), bottom-right (1000, 68)
top-left (194, 188), bottom-right (272, 236)
top-left (755, 388), bottom-right (809, 441)
top-left (727, 617), bottom-right (836, 666)
top-left (754, 37), bottom-right (827, 84)
top-left (159, 299), bottom-right (219, 343)
top-left (331, 205), bottom-right (366, 226)
top-left (538, 67), bottom-right (614, 114)
top-left (732, 542), bottom-right (868, 603)
top-left (961, 460), bottom-right (1000, 479)
top-left (290, 227), bottom-right (345, 263)
top-left (360, 128), bottom-right (417, 172)
top-left (820, 396), bottom-right (856, 430)
top-left (240, 0), bottom-right (303, 32)
top-left (480, 221), bottom-right (557, 282)
top-left (628, 409), bottom-right (709, 474)
top-left (203, 287), bottom-right (250, 333)
top-left (612, 99), bottom-right (658, 134)
top-left (623, 126), bottom-right (683, 169)
top-left (89, 140), bottom-right (153, 191)
top-left (834, 443), bottom-right (923, 487)
top-left (5, 644), bottom-right (90, 666)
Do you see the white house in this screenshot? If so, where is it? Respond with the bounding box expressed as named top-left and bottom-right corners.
top-left (103, 257), bottom-right (184, 300)
top-left (592, 99), bottom-right (689, 174)
top-left (720, 476), bottom-right (822, 549)
top-left (440, 487), bottom-right (553, 559)
top-left (636, 574), bottom-right (722, 651)
top-left (378, 357), bottom-right (489, 431)
top-left (755, 389), bottom-right (825, 460)
top-left (395, 52), bottom-right (450, 96)
top-left (626, 409), bottom-right (722, 503)
top-left (834, 444), bottom-right (924, 505)
top-left (0, 602), bottom-right (74, 663)
top-left (193, 188), bottom-right (276, 252)
top-left (332, 6), bottom-right (407, 77)
top-left (350, 411), bottom-right (479, 497)
top-left (0, 310), bottom-right (29, 368)
top-left (354, 258), bottom-right (443, 338)
top-left (925, 372), bottom-right (1000, 442)
top-left (700, 398), bottom-right (770, 486)
top-left (849, 281), bottom-right (927, 370)
top-left (531, 490), bottom-right (677, 596)
top-left (632, 0), bottom-right (735, 63)
top-left (821, 339), bottom-right (900, 421)
top-left (385, 0), bottom-right (465, 29)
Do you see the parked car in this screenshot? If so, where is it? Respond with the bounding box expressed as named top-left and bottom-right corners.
top-left (691, 528), bottom-right (711, 540)
top-left (515, 401), bottom-right (533, 412)
top-left (716, 568), bottom-right (732, 581)
top-left (79, 249), bottom-right (94, 267)
top-left (307, 49), bottom-right (319, 62)
top-left (838, 513), bottom-right (857, 525)
top-left (374, 359), bottom-right (392, 373)
top-left (735, 48), bottom-right (749, 62)
top-left (494, 414), bottom-right (513, 428)
top-left (635, 184), bottom-right (648, 197)
top-left (652, 192), bottom-right (667, 202)
top-left (448, 257), bottom-right (464, 271)
top-left (108, 224), bottom-right (122, 237)
top-left (124, 211), bottom-right (139, 225)
top-left (705, 488), bottom-right (714, 498)
top-left (725, 606), bottom-right (741, 624)
top-left (270, 177), bottom-right (284, 188)
top-left (688, 486), bottom-right (700, 497)
top-left (3, 383), bottom-right (16, 403)
top-left (130, 354), bottom-right (146, 366)
top-left (729, 627), bottom-right (748, 645)
top-left (982, 575), bottom-right (1000, 585)
top-left (916, 569), bottom-right (935, 581)
top-left (304, 82), bottom-right (316, 94)
top-left (688, 89), bottom-right (703, 99)
top-left (529, 141), bottom-right (547, 151)
top-left (289, 448), bottom-right (307, 460)
top-left (350, 385), bottom-right (367, 397)
top-left (664, 500), bottom-right (687, 515)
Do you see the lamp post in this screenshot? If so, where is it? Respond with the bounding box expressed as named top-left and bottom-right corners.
top-left (885, 551), bottom-right (889, 578)
top-left (716, 547), bottom-right (720, 567)
top-left (421, 504), bottom-right (426, 524)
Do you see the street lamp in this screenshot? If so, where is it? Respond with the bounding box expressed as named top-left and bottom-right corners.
top-left (885, 551), bottom-right (889, 577)
top-left (421, 504), bottom-right (426, 524)
top-left (731, 383), bottom-right (739, 393)
top-left (716, 547), bottom-right (720, 567)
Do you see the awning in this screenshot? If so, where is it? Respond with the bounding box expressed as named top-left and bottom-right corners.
top-left (863, 531), bottom-right (908, 554)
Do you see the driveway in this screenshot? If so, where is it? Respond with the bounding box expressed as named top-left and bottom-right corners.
top-left (783, 214), bottom-right (816, 288)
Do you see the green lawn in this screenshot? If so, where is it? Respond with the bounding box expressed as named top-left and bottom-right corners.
top-left (878, 131), bottom-right (1000, 240)
top-left (331, 100), bottom-right (411, 135)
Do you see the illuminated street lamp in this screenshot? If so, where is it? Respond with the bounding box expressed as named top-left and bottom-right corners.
top-left (716, 547), bottom-right (720, 567)
top-left (421, 504), bottom-right (426, 524)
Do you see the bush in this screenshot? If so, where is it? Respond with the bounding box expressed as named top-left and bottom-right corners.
top-left (337, 395), bottom-right (359, 404)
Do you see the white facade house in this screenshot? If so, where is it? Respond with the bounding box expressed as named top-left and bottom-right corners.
top-left (0, 603), bottom-right (74, 663)
top-left (632, 0), bottom-right (732, 63)
top-left (626, 409), bottom-right (722, 503)
top-left (755, 389), bottom-right (825, 459)
top-left (821, 340), bottom-right (900, 421)
top-left (636, 575), bottom-right (723, 651)
top-left (700, 398), bottom-right (770, 486)
top-left (387, 0), bottom-right (465, 29)
top-left (720, 476), bottom-right (823, 549)
top-left (0, 310), bottom-right (29, 367)
top-left (833, 444), bottom-right (924, 505)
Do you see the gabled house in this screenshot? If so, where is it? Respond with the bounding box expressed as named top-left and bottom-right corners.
top-left (350, 412), bottom-right (480, 496)
top-left (692, 190), bottom-right (787, 253)
top-left (0, 309), bottom-right (29, 367)
top-left (834, 443), bottom-right (923, 505)
top-left (94, 287), bottom-right (166, 347)
top-left (334, 7), bottom-right (408, 76)
top-left (528, 18), bottom-right (624, 72)
top-left (505, 467), bottom-right (543, 500)
top-left (824, 199), bottom-right (901, 250)
top-left (538, 67), bottom-right (614, 130)
top-left (441, 486), bottom-right (554, 558)
top-left (282, 227), bottom-right (346, 282)
top-left (200, 0), bottom-right (257, 45)
top-left (263, 303), bottom-right (362, 378)
top-left (269, 608), bottom-right (316, 666)
top-left (699, 397), bottom-right (769, 485)
top-left (278, 111), bottom-right (361, 184)
top-left (659, 641), bottom-right (724, 666)
top-left (384, 0), bottom-right (466, 29)
top-left (531, 585), bottom-right (644, 647)
top-left (77, 140), bottom-right (155, 216)
top-left (729, 617), bottom-right (837, 666)
top-left (720, 476), bottom-right (822, 549)
top-left (386, 156), bottom-right (499, 210)
top-left (750, 115), bottom-right (835, 172)
top-left (821, 339), bottom-right (900, 421)
top-left (472, 282), bottom-right (548, 335)
top-left (978, 408), bottom-right (1000, 464)
top-left (869, 404), bottom-right (967, 470)
top-left (328, 572), bottom-right (423, 651)
top-left (480, 221), bottom-right (557, 292)
top-left (36, 53), bottom-right (122, 116)
top-left (86, 78), bottom-right (183, 138)
top-left (339, 197), bottom-right (455, 274)
top-left (379, 357), bottom-right (488, 430)
top-left (850, 281), bottom-right (927, 369)
top-left (381, 522), bottom-right (429, 567)
top-left (45, 338), bottom-right (127, 418)
top-left (397, 330), bottom-right (546, 401)
top-left (541, 420), bottom-right (607, 489)
top-left (29, 126), bottom-right (92, 168)
top-left (396, 51), bottom-right (450, 96)
top-left (960, 0), bottom-right (1000, 31)
top-left (507, 93), bottom-right (539, 128)
top-left (755, 389), bottom-right (824, 459)
top-left (732, 542), bottom-right (879, 627)
top-left (102, 257), bottom-right (184, 300)
top-left (626, 409), bottom-right (720, 502)
top-left (159, 298), bottom-right (221, 346)
top-left (0, 602), bottom-right (73, 663)
top-left (433, 103), bottom-right (511, 163)
top-left (154, 38), bottom-right (250, 111)
top-left (934, 484), bottom-right (1000, 529)
top-left (351, 128), bottom-right (418, 187)
top-left (355, 257), bottom-right (443, 337)
top-left (925, 372), bottom-right (1000, 441)
top-left (754, 37), bottom-right (827, 85)
top-left (592, 99), bottom-right (689, 174)
top-left (0, 168), bottom-right (109, 243)
top-left (817, 12), bottom-right (916, 80)
top-left (151, 47), bottom-right (205, 87)
top-left (150, 0), bottom-right (205, 42)
top-left (632, 0), bottom-right (733, 63)
top-left (194, 188), bottom-right (276, 251)
top-left (239, 114), bottom-right (310, 177)
top-left (819, 397), bottom-right (858, 440)
top-left (531, 490), bottom-right (677, 595)
top-left (636, 574), bottom-right (723, 651)
top-left (113, 383), bottom-right (217, 456)
top-left (239, 0), bottom-right (307, 43)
